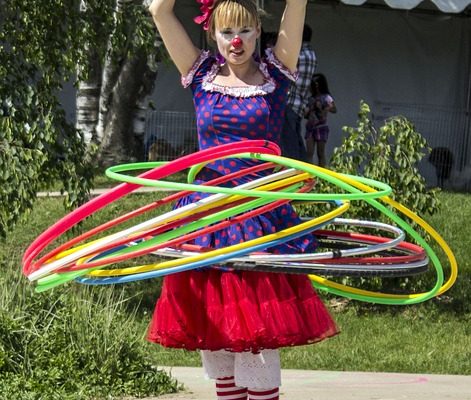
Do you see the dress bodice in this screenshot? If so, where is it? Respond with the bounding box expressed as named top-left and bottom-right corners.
top-left (182, 49), bottom-right (296, 176)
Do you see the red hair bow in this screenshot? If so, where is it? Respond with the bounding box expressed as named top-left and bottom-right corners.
top-left (194, 0), bottom-right (215, 31)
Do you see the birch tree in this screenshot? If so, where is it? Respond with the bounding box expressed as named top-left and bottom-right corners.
top-left (76, 0), bottom-right (164, 165)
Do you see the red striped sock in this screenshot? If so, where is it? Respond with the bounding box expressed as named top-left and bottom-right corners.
top-left (248, 387), bottom-right (279, 400)
top-left (216, 376), bottom-right (248, 400)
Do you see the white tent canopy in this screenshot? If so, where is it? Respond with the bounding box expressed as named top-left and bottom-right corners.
top-left (340, 0), bottom-right (471, 13)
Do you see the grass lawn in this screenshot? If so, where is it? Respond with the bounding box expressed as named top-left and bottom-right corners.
top-left (142, 305), bottom-right (471, 375)
top-left (141, 191), bottom-right (471, 376)
top-left (4, 190), bottom-right (471, 380)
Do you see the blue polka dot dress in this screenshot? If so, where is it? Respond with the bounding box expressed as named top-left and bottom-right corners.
top-left (148, 49), bottom-right (337, 353)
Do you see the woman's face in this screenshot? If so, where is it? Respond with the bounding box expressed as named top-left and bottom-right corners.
top-left (214, 25), bottom-right (260, 66)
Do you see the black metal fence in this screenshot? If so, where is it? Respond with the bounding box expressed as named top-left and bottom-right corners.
top-left (144, 110), bottom-right (198, 161)
top-left (144, 106), bottom-right (471, 191)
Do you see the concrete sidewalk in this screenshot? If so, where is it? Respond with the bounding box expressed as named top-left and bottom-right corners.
top-left (152, 366), bottom-right (471, 400)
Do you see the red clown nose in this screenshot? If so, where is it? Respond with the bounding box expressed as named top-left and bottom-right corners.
top-left (231, 36), bottom-right (243, 48)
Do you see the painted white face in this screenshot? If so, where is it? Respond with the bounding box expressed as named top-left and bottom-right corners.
top-left (215, 26), bottom-right (260, 65)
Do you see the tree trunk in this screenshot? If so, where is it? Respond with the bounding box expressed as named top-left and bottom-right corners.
top-left (76, 48), bottom-right (102, 143)
top-left (99, 46), bottom-right (158, 166)
top-left (75, 0), bottom-right (161, 166)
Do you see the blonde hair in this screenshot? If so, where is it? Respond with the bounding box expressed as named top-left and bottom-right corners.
top-left (209, 0), bottom-right (260, 36)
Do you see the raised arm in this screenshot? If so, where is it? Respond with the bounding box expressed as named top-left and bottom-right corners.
top-left (273, 0), bottom-right (308, 72)
top-left (149, 0), bottom-right (201, 75)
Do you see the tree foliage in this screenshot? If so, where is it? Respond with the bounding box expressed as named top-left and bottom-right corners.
top-left (76, 0), bottom-right (165, 165)
top-left (329, 101), bottom-right (440, 221)
top-left (0, 0), bottom-right (163, 237)
top-left (296, 101), bottom-right (442, 296)
top-left (0, 1), bottom-right (95, 238)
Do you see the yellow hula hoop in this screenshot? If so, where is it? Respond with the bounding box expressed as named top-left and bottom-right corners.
top-left (36, 152), bottom-right (456, 304)
top-left (302, 163), bottom-right (457, 299)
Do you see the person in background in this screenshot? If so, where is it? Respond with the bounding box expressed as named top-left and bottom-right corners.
top-left (304, 73), bottom-right (336, 167)
top-left (148, 0), bottom-right (337, 399)
top-left (429, 147), bottom-right (454, 188)
top-left (261, 29), bottom-right (278, 52)
top-left (280, 23), bottom-right (317, 162)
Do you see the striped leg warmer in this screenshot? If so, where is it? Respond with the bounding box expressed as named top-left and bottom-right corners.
top-left (248, 387), bottom-right (279, 400)
top-left (216, 376), bottom-right (248, 400)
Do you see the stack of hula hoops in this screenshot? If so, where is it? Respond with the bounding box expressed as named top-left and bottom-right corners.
top-left (22, 141), bottom-right (457, 305)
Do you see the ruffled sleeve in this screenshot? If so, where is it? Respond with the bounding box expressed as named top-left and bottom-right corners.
top-left (181, 50), bottom-right (213, 90)
top-left (263, 48), bottom-right (298, 82)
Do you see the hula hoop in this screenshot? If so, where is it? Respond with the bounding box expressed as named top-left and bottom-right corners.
top-left (106, 152), bottom-right (453, 304)
top-left (105, 156), bottom-right (393, 201)
top-left (23, 140), bottom-right (457, 305)
top-left (154, 230), bottom-right (427, 267)
top-left (147, 221), bottom-right (429, 277)
top-left (225, 218), bottom-right (407, 263)
top-left (278, 159), bottom-right (456, 304)
top-left (228, 260), bottom-right (429, 277)
top-left (28, 168), bottom-right (311, 282)
top-left (23, 140), bottom-right (282, 275)
top-left (313, 230), bottom-right (426, 265)
top-left (35, 201), bottom-right (350, 290)
top-left (151, 243), bottom-right (429, 277)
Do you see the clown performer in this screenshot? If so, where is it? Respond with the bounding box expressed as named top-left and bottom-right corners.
top-left (147, 0), bottom-right (338, 398)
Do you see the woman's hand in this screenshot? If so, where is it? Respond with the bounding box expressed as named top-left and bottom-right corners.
top-left (327, 102), bottom-right (337, 114)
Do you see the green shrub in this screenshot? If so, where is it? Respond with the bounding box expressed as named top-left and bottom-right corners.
top-left (0, 264), bottom-right (179, 399)
top-left (299, 101), bottom-right (440, 223)
top-left (297, 101), bottom-right (442, 297)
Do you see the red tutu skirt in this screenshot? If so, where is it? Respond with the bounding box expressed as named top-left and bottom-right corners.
top-left (147, 170), bottom-right (338, 352)
top-left (148, 269), bottom-right (338, 353)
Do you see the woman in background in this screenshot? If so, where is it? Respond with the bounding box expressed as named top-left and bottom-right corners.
top-left (305, 73), bottom-right (337, 167)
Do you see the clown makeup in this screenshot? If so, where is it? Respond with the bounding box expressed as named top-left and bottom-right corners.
top-left (214, 26), bottom-right (260, 64)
